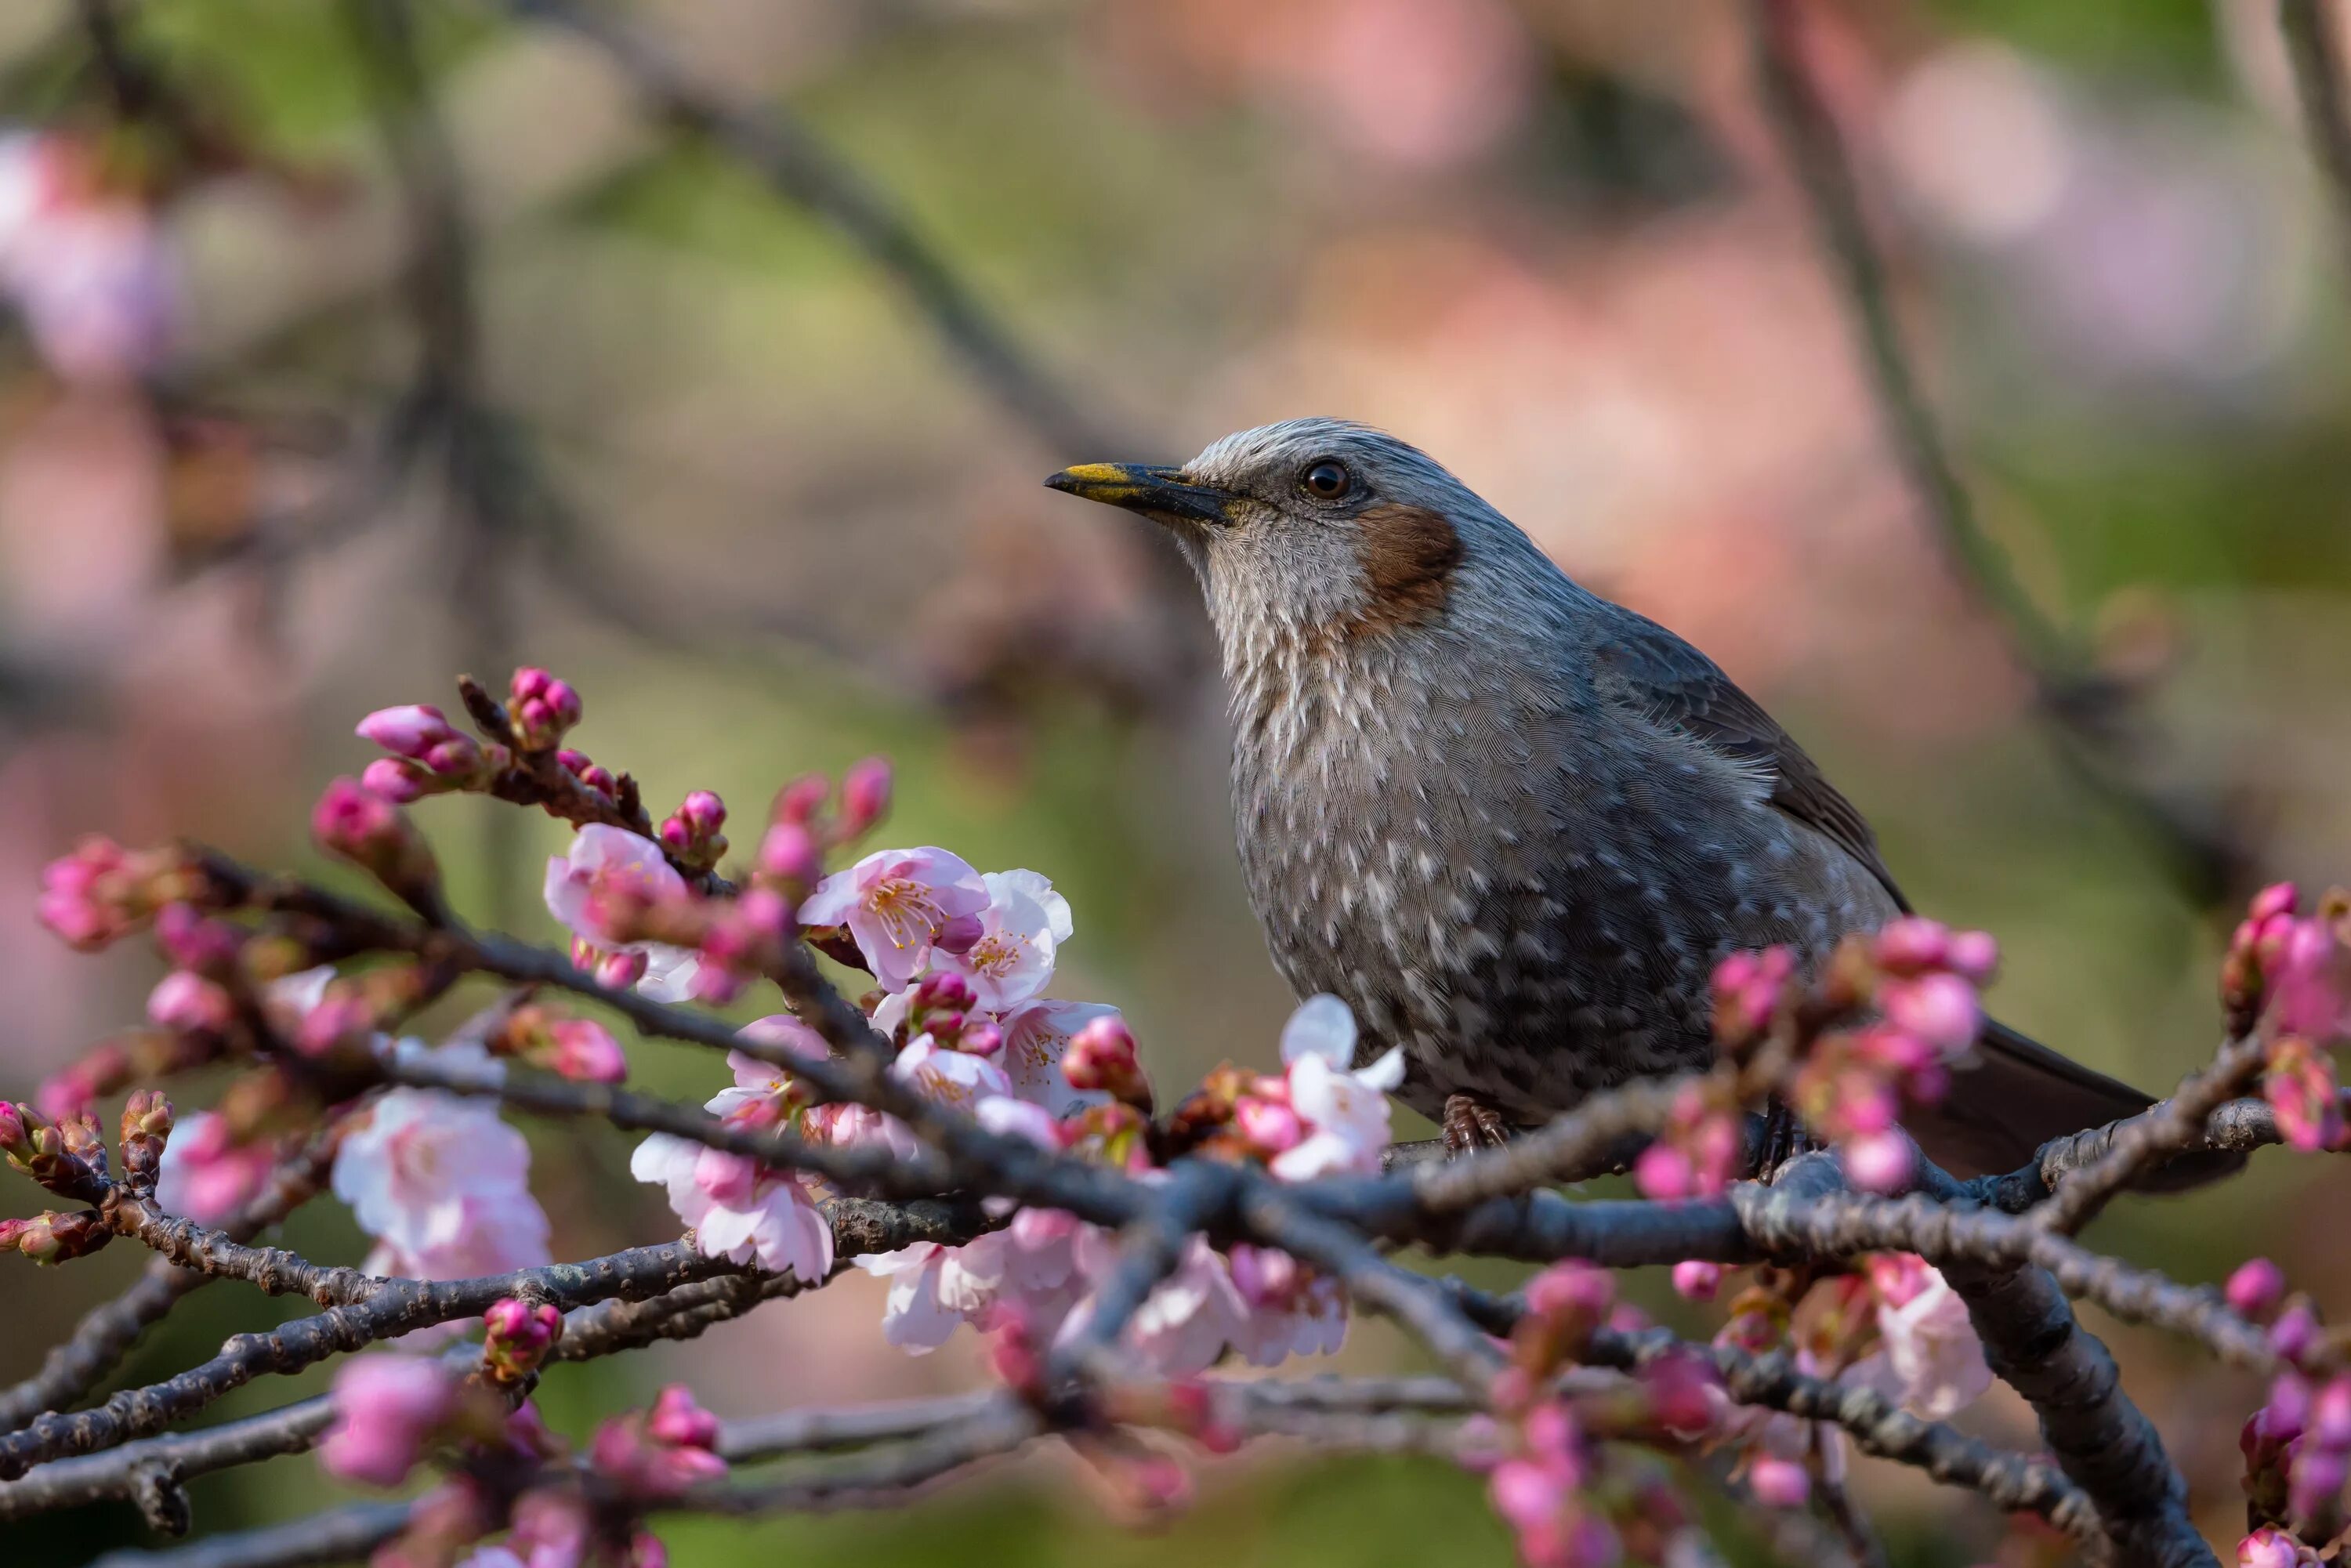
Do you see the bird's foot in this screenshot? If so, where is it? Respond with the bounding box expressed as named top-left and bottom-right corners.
top-left (1754, 1095), bottom-right (1819, 1182)
top-left (1442, 1095), bottom-right (1512, 1159)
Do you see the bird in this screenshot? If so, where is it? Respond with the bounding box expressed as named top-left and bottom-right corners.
top-left (1045, 417), bottom-right (2196, 1181)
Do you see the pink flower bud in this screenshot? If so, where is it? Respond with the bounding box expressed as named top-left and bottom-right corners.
top-left (1879, 972), bottom-right (1980, 1052)
top-left (1873, 916), bottom-right (1950, 975)
top-left (646, 1385), bottom-right (720, 1450)
top-left (2241, 1525), bottom-right (2320, 1568)
top-left (628, 1532), bottom-right (668, 1568)
top-left (956, 1020), bottom-right (1003, 1056)
top-left (38, 835), bottom-right (157, 951)
top-left (1524, 1260), bottom-right (1614, 1324)
top-left (545, 1019), bottom-right (627, 1084)
top-left (1842, 1130), bottom-right (1914, 1193)
top-left (915, 970), bottom-right (976, 1012)
top-left (773, 774), bottom-right (829, 826)
top-left (1235, 1095), bottom-right (1303, 1153)
top-left (356, 704), bottom-right (458, 760)
top-left (836, 757), bottom-right (892, 839)
top-left (320, 1356), bottom-right (460, 1488)
top-left (1632, 1142), bottom-right (1694, 1201)
top-left (359, 756), bottom-right (428, 803)
top-left (1943, 929), bottom-right (1999, 984)
top-left (2271, 1302), bottom-right (2321, 1362)
top-left (0, 1103), bottom-right (28, 1161)
top-left (755, 822), bottom-right (823, 887)
top-left (1671, 1261), bottom-right (1722, 1301)
top-left (1746, 1455), bottom-right (1810, 1508)
top-left (1487, 1458), bottom-right (1565, 1534)
top-left (679, 791), bottom-right (725, 837)
top-left (2227, 1258), bottom-right (2288, 1321)
top-left (508, 668), bottom-right (582, 750)
top-left (585, 944), bottom-right (648, 990)
top-left (2251, 882), bottom-right (2302, 925)
top-left (1065, 1015), bottom-right (1151, 1110)
top-left (311, 778), bottom-right (440, 904)
top-left (154, 904), bottom-right (238, 974)
top-left (148, 971), bottom-right (233, 1034)
top-left (483, 1297), bottom-right (563, 1382)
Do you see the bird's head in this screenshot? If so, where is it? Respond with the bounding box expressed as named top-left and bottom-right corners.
top-left (1046, 418), bottom-right (1504, 653)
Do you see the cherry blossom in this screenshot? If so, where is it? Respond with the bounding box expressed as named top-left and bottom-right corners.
top-left (931, 870), bottom-right (1070, 1012)
top-left (799, 846), bottom-right (989, 990)
top-left (1002, 999), bottom-right (1124, 1117)
top-left (630, 1024), bottom-right (834, 1282)
top-left (1265, 994), bottom-right (1400, 1180)
top-left (543, 825), bottom-right (703, 1002)
top-left (1847, 1255), bottom-right (1991, 1421)
top-left (319, 1355), bottom-right (461, 1487)
top-left (333, 1069), bottom-right (552, 1281)
top-left (154, 1110), bottom-right (277, 1226)
top-left (0, 132), bottom-right (176, 382)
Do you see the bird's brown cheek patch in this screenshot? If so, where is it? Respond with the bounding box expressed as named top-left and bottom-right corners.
top-left (1346, 502), bottom-right (1464, 637)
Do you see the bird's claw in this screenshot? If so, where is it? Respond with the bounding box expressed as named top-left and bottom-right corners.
top-left (1442, 1095), bottom-right (1511, 1159)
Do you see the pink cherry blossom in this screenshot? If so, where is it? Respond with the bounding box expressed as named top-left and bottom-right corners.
top-left (926, 870), bottom-right (1071, 1012)
top-left (319, 1355), bottom-right (459, 1487)
top-left (334, 1076), bottom-right (552, 1280)
top-left (798, 846), bottom-right (989, 990)
top-left (629, 1130), bottom-right (831, 1282)
top-left (155, 1111), bottom-right (276, 1225)
top-left (1269, 995), bottom-right (1401, 1180)
top-left (1848, 1258), bottom-right (1991, 1420)
top-left (0, 134), bottom-right (176, 382)
top-left (999, 998), bottom-right (1122, 1118)
top-left (544, 826), bottom-right (702, 1001)
top-left (857, 1244), bottom-right (965, 1351)
top-left (892, 1034), bottom-right (1015, 1114)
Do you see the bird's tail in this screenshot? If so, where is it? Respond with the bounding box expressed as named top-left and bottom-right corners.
top-left (1905, 1018), bottom-right (2244, 1191)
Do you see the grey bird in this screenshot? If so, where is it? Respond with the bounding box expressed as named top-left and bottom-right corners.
top-left (1047, 418), bottom-right (2182, 1179)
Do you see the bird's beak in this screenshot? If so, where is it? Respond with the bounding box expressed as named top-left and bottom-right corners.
top-left (1044, 463), bottom-right (1237, 525)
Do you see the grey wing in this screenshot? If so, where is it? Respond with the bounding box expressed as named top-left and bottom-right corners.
top-left (1588, 605), bottom-right (1910, 911)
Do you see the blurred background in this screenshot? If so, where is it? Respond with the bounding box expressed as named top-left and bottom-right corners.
top-left (2, 0), bottom-right (2347, 1562)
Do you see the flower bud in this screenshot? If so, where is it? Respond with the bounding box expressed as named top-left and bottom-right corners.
top-left (1065, 1014), bottom-right (1152, 1111)
top-left (148, 971), bottom-right (234, 1035)
top-left (644, 1385), bottom-right (721, 1450)
top-left (312, 778), bottom-right (442, 909)
top-left (755, 822), bottom-right (823, 890)
top-left (2228, 1258), bottom-right (2288, 1322)
top-left (9, 1208), bottom-right (113, 1265)
top-left (320, 1356), bottom-right (462, 1488)
top-left (836, 756), bottom-right (893, 841)
top-left (359, 757), bottom-right (428, 803)
top-left (773, 773), bottom-right (829, 826)
top-left (38, 835), bottom-right (172, 951)
top-left (1746, 1455), bottom-right (1809, 1508)
top-left (482, 1297), bottom-right (563, 1384)
top-left (118, 1089), bottom-right (174, 1191)
top-left (509, 667), bottom-right (582, 751)
top-left (1670, 1261), bottom-right (1722, 1302)
top-left (155, 904), bottom-right (242, 975)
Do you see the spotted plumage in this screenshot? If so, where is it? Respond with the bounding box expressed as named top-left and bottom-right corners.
top-left (1048, 420), bottom-right (2178, 1176)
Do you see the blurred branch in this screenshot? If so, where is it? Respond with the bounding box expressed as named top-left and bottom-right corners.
top-left (0, 1129), bottom-right (342, 1433)
top-left (1743, 0), bottom-right (2256, 904)
top-left (491, 0), bottom-right (1128, 458)
top-left (2282, 0), bottom-right (2351, 254)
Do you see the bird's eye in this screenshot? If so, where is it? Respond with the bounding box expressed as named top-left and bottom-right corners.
top-left (1301, 461), bottom-right (1352, 501)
